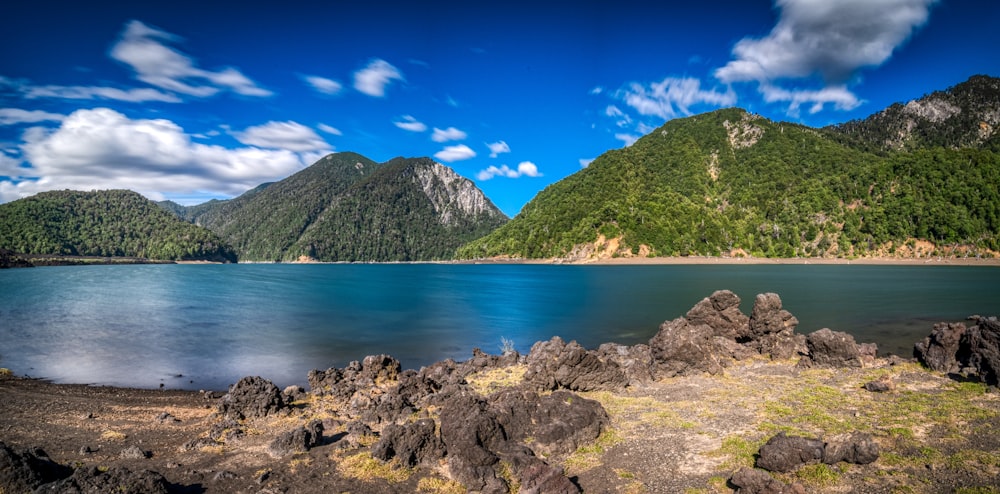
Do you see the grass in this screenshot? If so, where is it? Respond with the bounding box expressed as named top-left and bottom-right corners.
top-left (497, 460), bottom-right (521, 493)
top-left (99, 430), bottom-right (127, 442)
top-left (707, 435), bottom-right (765, 470)
top-left (0, 368), bottom-right (12, 377)
top-left (417, 476), bottom-right (466, 494)
top-left (336, 452), bottom-right (413, 483)
top-left (466, 364), bottom-right (527, 396)
top-left (794, 463), bottom-right (841, 486)
top-left (564, 428), bottom-right (623, 475)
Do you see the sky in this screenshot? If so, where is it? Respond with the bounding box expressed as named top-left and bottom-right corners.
top-left (1, 1), bottom-right (997, 217)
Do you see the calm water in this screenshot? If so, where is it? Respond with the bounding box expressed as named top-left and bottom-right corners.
top-left (1, 264), bottom-right (997, 391)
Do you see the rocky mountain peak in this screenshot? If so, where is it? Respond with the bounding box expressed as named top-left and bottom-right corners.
top-left (413, 161), bottom-right (507, 226)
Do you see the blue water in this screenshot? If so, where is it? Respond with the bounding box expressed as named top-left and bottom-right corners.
top-left (1, 264), bottom-right (997, 391)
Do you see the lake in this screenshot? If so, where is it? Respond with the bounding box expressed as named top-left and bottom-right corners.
top-left (1, 263), bottom-right (997, 391)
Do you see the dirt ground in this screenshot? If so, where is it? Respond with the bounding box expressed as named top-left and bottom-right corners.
top-left (2, 357), bottom-right (999, 493)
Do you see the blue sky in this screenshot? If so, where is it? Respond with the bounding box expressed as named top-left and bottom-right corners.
top-left (1, 1), bottom-right (997, 216)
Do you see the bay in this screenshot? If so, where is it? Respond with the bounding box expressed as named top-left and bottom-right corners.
top-left (0, 263), bottom-right (997, 391)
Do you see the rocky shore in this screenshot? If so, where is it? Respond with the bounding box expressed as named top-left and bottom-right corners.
top-left (2, 290), bottom-right (999, 493)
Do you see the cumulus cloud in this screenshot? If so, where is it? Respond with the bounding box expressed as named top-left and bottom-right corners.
top-left (110, 20), bottom-right (272, 98)
top-left (0, 108), bottom-right (65, 126)
top-left (304, 75), bottom-right (343, 95)
top-left (760, 83), bottom-right (861, 115)
top-left (615, 133), bottom-right (639, 147)
top-left (431, 126), bottom-right (467, 143)
top-left (621, 77), bottom-right (736, 120)
top-left (487, 140), bottom-right (510, 158)
top-left (353, 59), bottom-right (403, 97)
top-left (433, 144), bottom-right (476, 163)
top-left (1, 108), bottom-right (316, 203)
top-left (476, 161), bottom-right (542, 181)
top-left (233, 121), bottom-right (331, 152)
top-left (22, 85), bottom-right (181, 103)
top-left (317, 123), bottom-right (342, 135)
top-left (393, 115), bottom-right (427, 132)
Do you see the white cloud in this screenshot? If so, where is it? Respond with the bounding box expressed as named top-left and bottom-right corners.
top-left (0, 149), bottom-right (23, 177)
top-left (233, 121), bottom-right (331, 152)
top-left (615, 133), bottom-right (639, 147)
top-left (760, 83), bottom-right (861, 115)
top-left (433, 144), bottom-right (476, 163)
top-left (590, 86), bottom-right (604, 95)
top-left (353, 59), bottom-right (403, 97)
top-left (317, 123), bottom-right (342, 135)
top-left (605, 104), bottom-right (633, 127)
top-left (22, 84), bottom-right (181, 103)
top-left (476, 161), bottom-right (542, 181)
top-left (621, 77), bottom-right (736, 120)
top-left (393, 115), bottom-right (427, 132)
top-left (304, 75), bottom-right (342, 95)
top-left (487, 140), bottom-right (510, 158)
top-left (1, 108), bottom-right (317, 203)
top-left (0, 108), bottom-right (65, 126)
top-left (431, 126), bottom-right (467, 143)
top-left (110, 20), bottom-right (272, 98)
top-left (579, 158), bottom-right (594, 168)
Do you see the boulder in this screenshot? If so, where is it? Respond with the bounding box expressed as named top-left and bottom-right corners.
top-left (822, 432), bottom-right (879, 465)
top-left (217, 376), bottom-right (286, 420)
top-left (0, 442), bottom-right (71, 492)
top-left (118, 446), bottom-right (150, 460)
top-left (914, 322), bottom-right (967, 373)
top-left (958, 316), bottom-right (1000, 387)
top-left (755, 432), bottom-right (824, 473)
top-left (800, 328), bottom-right (863, 368)
top-left (499, 448), bottom-right (579, 494)
top-left (524, 337), bottom-right (628, 391)
top-left (729, 467), bottom-right (806, 494)
top-left (267, 419), bottom-right (323, 458)
top-left (490, 388), bottom-right (608, 458)
top-left (748, 293), bottom-right (803, 359)
top-left (371, 418), bottom-right (444, 467)
top-left (863, 375), bottom-right (896, 393)
top-left (685, 290), bottom-right (750, 339)
top-left (596, 343), bottom-right (654, 385)
top-left (34, 466), bottom-right (170, 494)
top-left (438, 391), bottom-right (506, 493)
top-left (649, 317), bottom-right (725, 378)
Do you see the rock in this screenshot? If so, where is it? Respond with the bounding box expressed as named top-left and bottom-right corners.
top-left (282, 385), bottom-right (307, 403)
top-left (371, 418), bottom-right (444, 467)
top-left (596, 343), bottom-right (654, 385)
top-left (748, 293), bottom-right (802, 359)
top-left (0, 442), bottom-right (71, 492)
top-left (959, 316), bottom-right (1000, 387)
top-left (524, 337), bottom-right (628, 391)
top-left (438, 391), bottom-right (506, 493)
top-left (500, 448), bottom-right (580, 494)
top-left (34, 466), bottom-right (170, 494)
top-left (490, 388), bottom-right (609, 458)
top-left (208, 418), bottom-right (245, 443)
top-left (685, 290), bottom-right (750, 339)
top-left (155, 412), bottom-right (179, 424)
top-left (729, 467), bottom-right (806, 494)
top-left (800, 328), bottom-right (863, 368)
top-left (822, 432), bottom-right (879, 465)
top-left (343, 421), bottom-right (375, 448)
top-left (268, 419), bottom-right (323, 458)
top-left (864, 375), bottom-right (896, 393)
top-left (213, 470), bottom-right (238, 481)
top-left (119, 446), bottom-right (150, 459)
top-left (756, 432), bottom-right (824, 473)
top-left (649, 317), bottom-right (725, 378)
top-left (77, 446), bottom-right (97, 455)
top-left (217, 376), bottom-right (286, 420)
top-left (914, 322), bottom-right (967, 373)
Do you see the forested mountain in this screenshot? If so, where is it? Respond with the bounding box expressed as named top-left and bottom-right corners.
top-left (165, 152), bottom-right (508, 261)
top-left (457, 89), bottom-right (1000, 260)
top-left (0, 189), bottom-right (237, 262)
top-left (827, 75), bottom-right (1000, 153)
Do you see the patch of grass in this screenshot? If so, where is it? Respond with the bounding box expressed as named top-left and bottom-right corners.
top-left (707, 434), bottom-right (765, 470)
top-left (100, 430), bottom-right (127, 442)
top-left (417, 476), bottom-right (466, 494)
top-left (0, 368), bottom-right (12, 377)
top-left (466, 364), bottom-right (527, 396)
top-left (795, 463), bottom-right (840, 486)
top-left (336, 452), bottom-right (413, 484)
top-left (614, 468), bottom-right (636, 480)
top-left (641, 410), bottom-right (698, 429)
top-left (947, 450), bottom-right (1000, 473)
top-left (564, 428), bottom-right (623, 474)
top-left (289, 456), bottom-right (313, 473)
top-left (497, 460), bottom-right (520, 493)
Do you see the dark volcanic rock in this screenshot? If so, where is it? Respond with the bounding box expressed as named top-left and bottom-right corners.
top-left (959, 316), bottom-right (1000, 387)
top-left (596, 343), bottom-right (654, 385)
top-left (118, 446), bottom-right (150, 460)
top-left (800, 328), bottom-right (863, 368)
top-left (729, 467), bottom-right (806, 494)
top-left (267, 419), bottom-right (323, 458)
top-left (756, 432), bottom-right (824, 473)
top-left (524, 336), bottom-right (627, 391)
top-left (217, 376), bottom-right (286, 420)
top-left (438, 391), bottom-right (506, 493)
top-left (372, 418), bottom-right (444, 467)
top-left (34, 466), bottom-right (170, 494)
top-left (490, 388), bottom-right (609, 458)
top-left (748, 293), bottom-right (803, 359)
top-left (822, 432), bottom-right (879, 465)
top-left (0, 442), bottom-right (71, 492)
top-left (649, 317), bottom-right (725, 378)
top-left (914, 322), bottom-right (967, 373)
top-left (685, 289), bottom-right (750, 339)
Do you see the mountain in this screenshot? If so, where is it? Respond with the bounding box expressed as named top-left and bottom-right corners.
top-left (166, 152), bottom-right (508, 262)
top-left (457, 85), bottom-right (1000, 261)
top-left (0, 189), bottom-right (237, 262)
top-left (827, 75), bottom-right (1000, 153)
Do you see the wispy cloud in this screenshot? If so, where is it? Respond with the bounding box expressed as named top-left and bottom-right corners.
top-left (233, 121), bottom-right (331, 152)
top-left (317, 123), bottom-right (342, 135)
top-left (579, 158), bottom-right (594, 168)
top-left (393, 115), bottom-right (427, 132)
top-left (353, 59), bottom-right (403, 97)
top-left (304, 75), bottom-right (342, 95)
top-left (476, 161), bottom-right (542, 180)
top-left (433, 144), bottom-right (476, 163)
top-left (22, 84), bottom-right (181, 103)
top-left (487, 140), bottom-right (510, 158)
top-left (431, 126), bottom-right (467, 143)
top-left (614, 133), bottom-right (639, 147)
top-left (0, 108), bottom-right (66, 126)
top-left (110, 20), bottom-right (272, 98)
top-left (620, 77), bottom-right (736, 120)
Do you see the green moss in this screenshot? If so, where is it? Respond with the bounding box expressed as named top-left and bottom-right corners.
top-left (795, 463), bottom-right (841, 486)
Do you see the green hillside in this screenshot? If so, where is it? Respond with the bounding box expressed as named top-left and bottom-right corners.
top-left (457, 104), bottom-right (1000, 260)
top-left (0, 189), bottom-right (237, 262)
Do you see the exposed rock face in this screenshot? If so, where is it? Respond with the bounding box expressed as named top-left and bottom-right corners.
top-left (799, 328), bottom-right (864, 368)
top-left (268, 419), bottom-right (324, 458)
top-left (524, 336), bottom-right (628, 391)
top-left (34, 466), bottom-right (170, 494)
top-left (649, 317), bottom-right (725, 378)
top-left (596, 343), bottom-right (654, 385)
top-left (414, 161), bottom-right (507, 227)
top-left (0, 442), bottom-right (70, 492)
top-left (756, 432), bottom-right (825, 473)
top-left (748, 293), bottom-right (803, 359)
top-left (372, 418), bottom-right (444, 467)
top-left (914, 322), bottom-right (967, 373)
top-left (217, 376), bottom-right (286, 420)
top-left (685, 290), bottom-right (749, 339)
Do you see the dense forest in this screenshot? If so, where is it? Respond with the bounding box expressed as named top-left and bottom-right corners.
top-left (0, 189), bottom-right (237, 262)
top-left (457, 88), bottom-right (1000, 260)
top-left (163, 153), bottom-right (508, 262)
